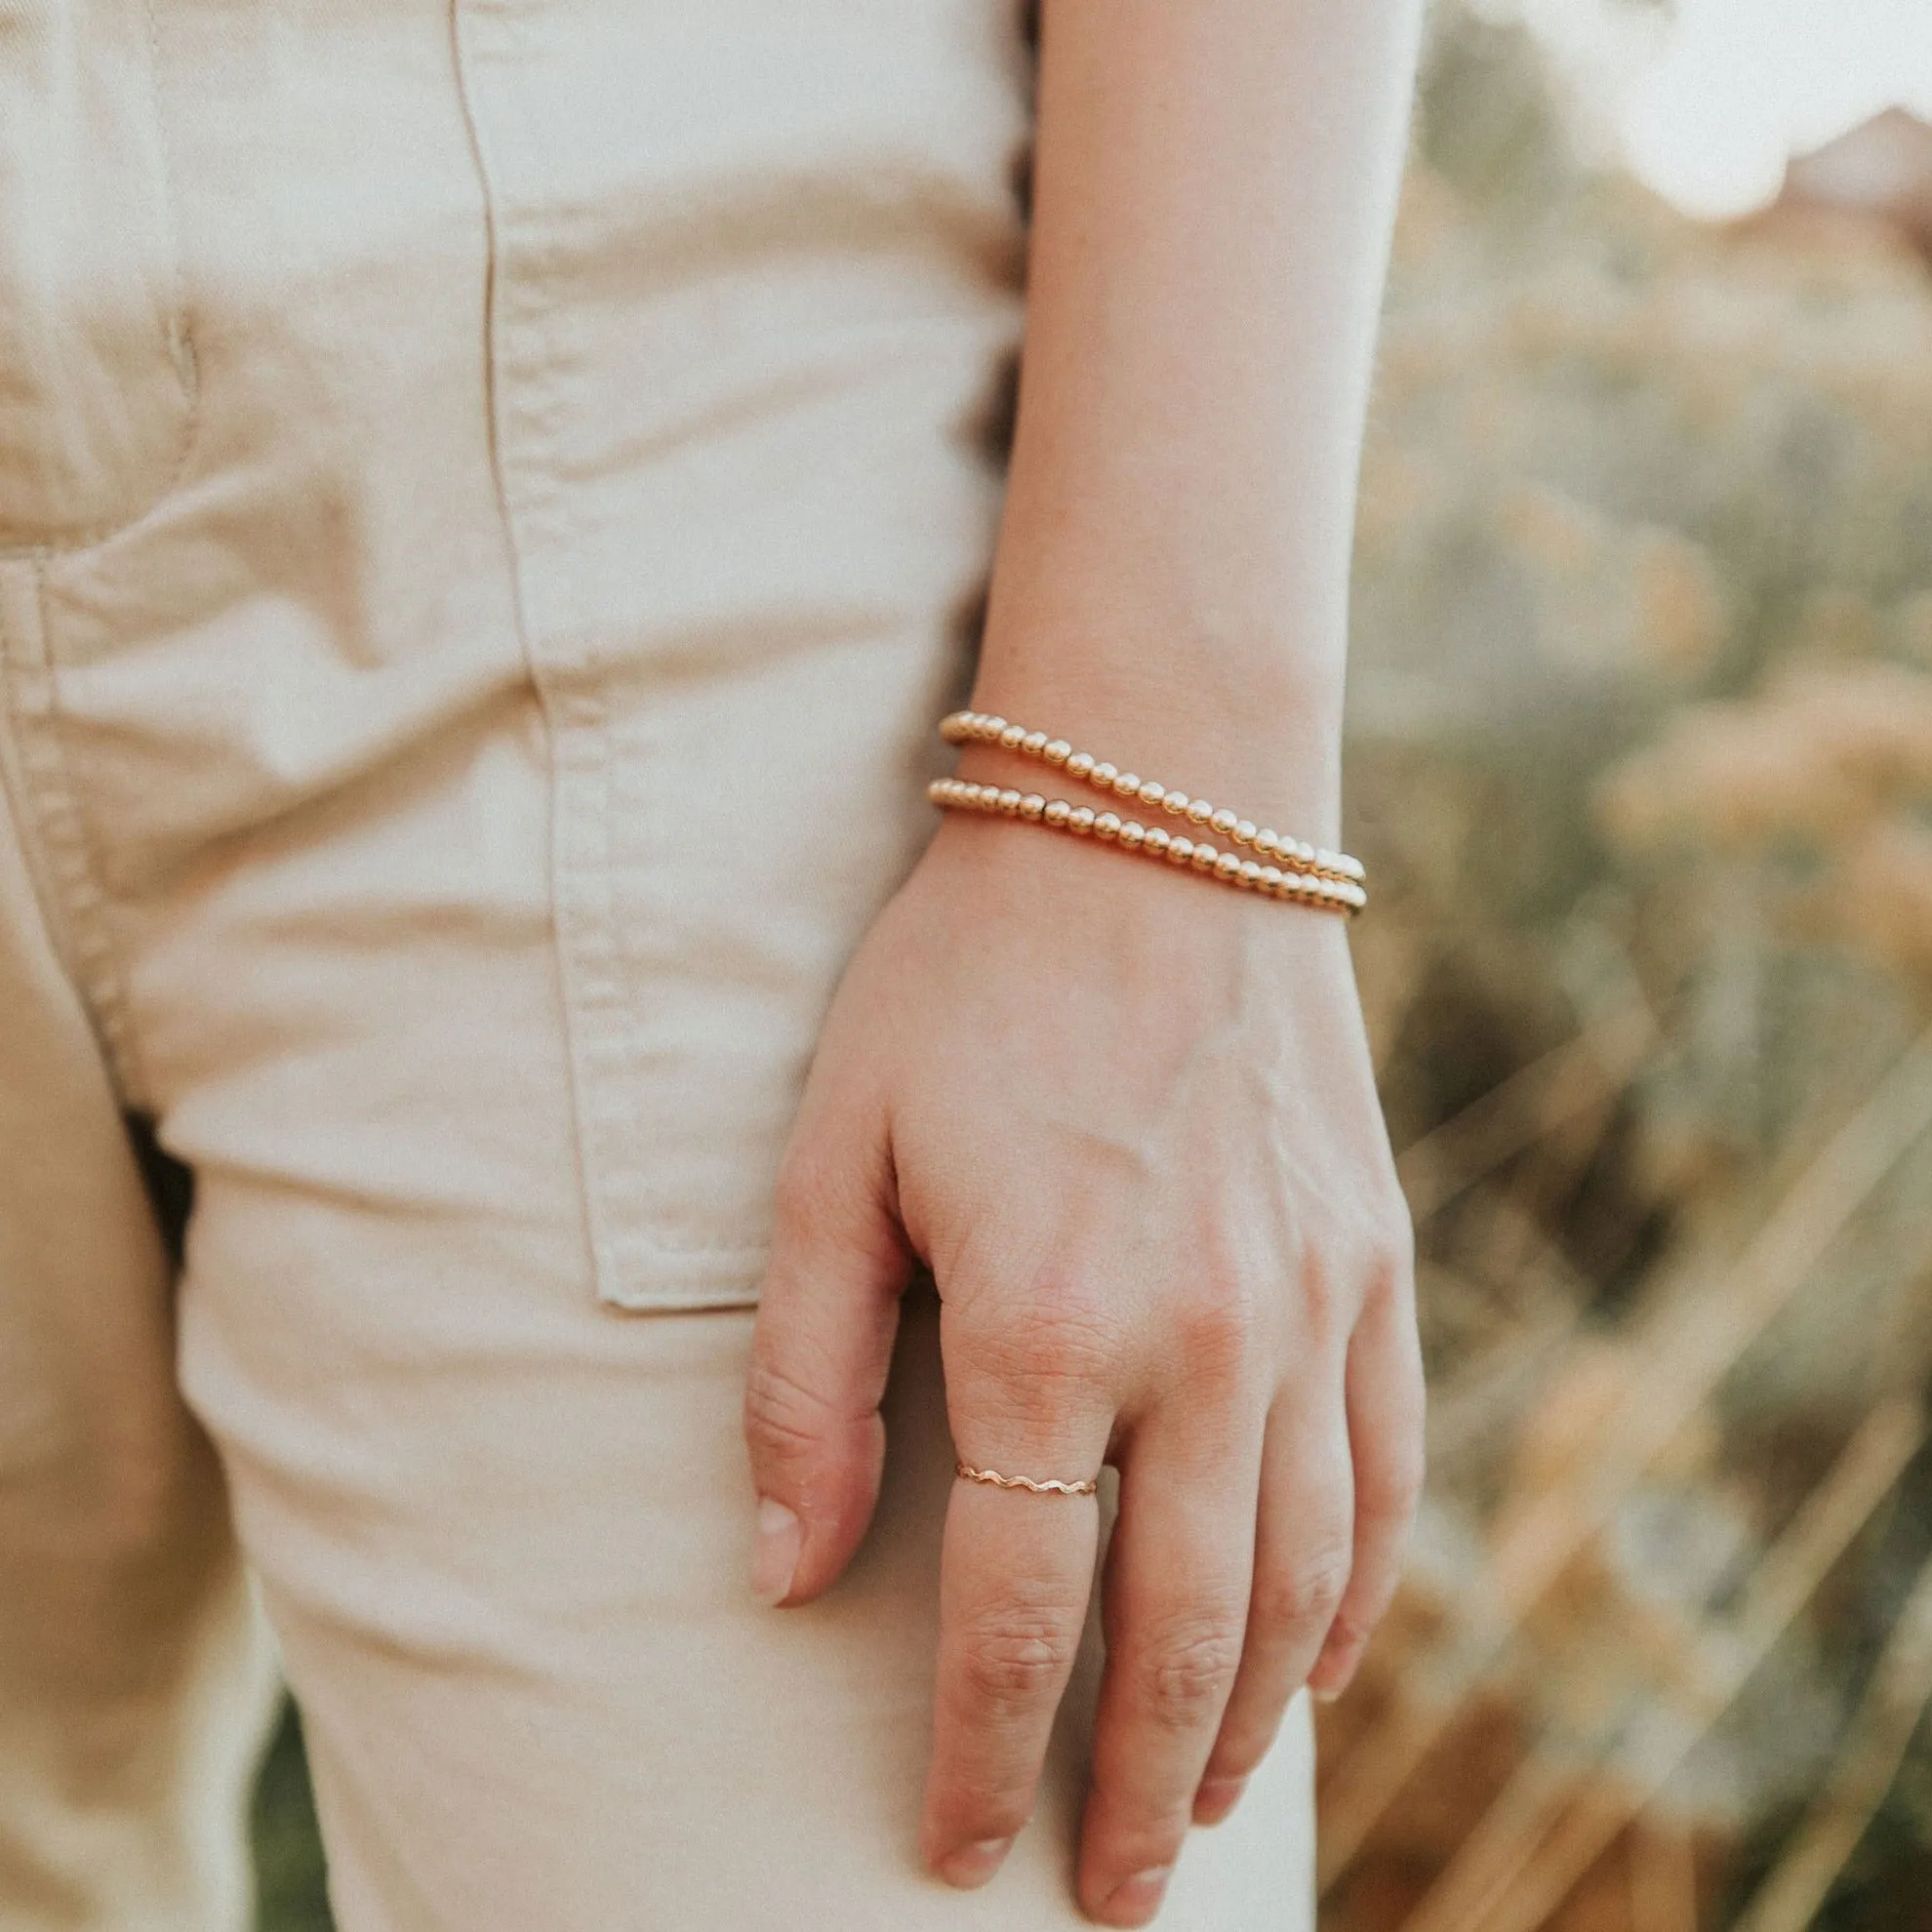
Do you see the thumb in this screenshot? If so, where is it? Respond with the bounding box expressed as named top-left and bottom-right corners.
top-left (744, 1090), bottom-right (911, 1607)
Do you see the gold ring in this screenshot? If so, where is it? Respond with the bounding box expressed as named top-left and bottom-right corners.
top-left (955, 1460), bottom-right (1099, 1497)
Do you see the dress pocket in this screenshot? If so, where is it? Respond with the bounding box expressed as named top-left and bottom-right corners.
top-left (0, 1), bottom-right (192, 553)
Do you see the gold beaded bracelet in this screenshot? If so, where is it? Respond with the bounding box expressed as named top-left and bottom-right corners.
top-left (940, 710), bottom-right (1365, 891)
top-left (927, 777), bottom-right (1366, 915)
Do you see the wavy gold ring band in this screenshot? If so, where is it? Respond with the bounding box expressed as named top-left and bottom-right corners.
top-left (955, 1460), bottom-right (1099, 1498)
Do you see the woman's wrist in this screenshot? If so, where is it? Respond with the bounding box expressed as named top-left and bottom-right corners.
top-left (954, 646), bottom-right (1347, 854)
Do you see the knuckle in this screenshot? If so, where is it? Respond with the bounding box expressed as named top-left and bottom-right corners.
top-left (1253, 1545), bottom-right (1352, 1640)
top-left (1133, 1615), bottom-right (1245, 1727)
top-left (1301, 1200), bottom-right (1416, 1336)
top-left (1321, 1601), bottom-right (1378, 1660)
top-left (771, 1149), bottom-right (877, 1262)
top-left (741, 1354), bottom-right (833, 1467)
top-left (1362, 1436), bottom-right (1427, 1528)
top-left (1372, 1229), bottom-right (1416, 1306)
top-left (1010, 1298), bottom-right (1114, 1382)
top-left (941, 1777), bottom-right (1034, 1842)
top-left (954, 1281), bottom-right (1118, 1429)
top-left (1298, 1243), bottom-right (1351, 1342)
top-left (1353, 1190), bottom-right (1417, 1304)
top-left (1169, 1286), bottom-right (1259, 1387)
top-left (957, 1607), bottom-right (1080, 1714)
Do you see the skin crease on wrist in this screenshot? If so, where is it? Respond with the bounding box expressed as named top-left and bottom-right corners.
top-left (743, 0), bottom-right (1429, 1925)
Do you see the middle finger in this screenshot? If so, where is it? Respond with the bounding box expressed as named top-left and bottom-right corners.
top-left (1077, 1403), bottom-right (1264, 1927)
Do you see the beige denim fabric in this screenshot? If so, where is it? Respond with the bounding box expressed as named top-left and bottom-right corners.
top-left (0, 3), bottom-right (1317, 1926)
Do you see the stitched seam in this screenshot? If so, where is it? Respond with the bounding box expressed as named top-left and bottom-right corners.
top-left (448, 0), bottom-right (625, 1299)
top-left (0, 557), bottom-right (149, 1107)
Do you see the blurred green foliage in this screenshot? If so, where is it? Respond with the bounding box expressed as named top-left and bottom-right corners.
top-left (252, 1704), bottom-right (331, 1932)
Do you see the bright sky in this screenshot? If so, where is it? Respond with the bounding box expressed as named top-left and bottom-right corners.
top-left (1488, 0), bottom-right (1932, 219)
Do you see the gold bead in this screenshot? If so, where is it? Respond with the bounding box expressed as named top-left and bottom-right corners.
top-left (1044, 739), bottom-right (1072, 766)
top-left (980, 715), bottom-right (1007, 741)
top-left (1239, 860), bottom-right (1263, 887)
top-left (1022, 730), bottom-right (1049, 756)
top-left (941, 712), bottom-right (971, 743)
top-left (1260, 865), bottom-right (1284, 891)
top-left (1091, 761), bottom-right (1118, 788)
top-left (1044, 799), bottom-right (1072, 826)
top-left (1069, 806), bottom-right (1097, 834)
top-left (1067, 751), bottom-right (1096, 780)
top-left (999, 724), bottom-right (1027, 750)
top-left (1163, 790), bottom-right (1189, 817)
top-left (1187, 798), bottom-right (1215, 826)
top-left (1210, 808), bottom-right (1238, 837)
top-left (1191, 841), bottom-right (1219, 871)
top-left (1020, 793), bottom-right (1047, 822)
top-left (1144, 827), bottom-right (1171, 855)
top-left (1234, 820), bottom-right (1257, 845)
top-left (1169, 836), bottom-right (1194, 865)
top-left (1215, 852), bottom-right (1243, 881)
top-left (1138, 781), bottom-right (1166, 808)
top-left (1095, 811), bottom-right (1121, 841)
top-left (1113, 771), bottom-right (1141, 797)
top-left (1119, 822), bottom-right (1146, 850)
top-left (998, 788), bottom-right (1023, 815)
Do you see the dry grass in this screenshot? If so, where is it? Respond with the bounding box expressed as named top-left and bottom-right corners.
top-left (1321, 14), bottom-right (1932, 1929)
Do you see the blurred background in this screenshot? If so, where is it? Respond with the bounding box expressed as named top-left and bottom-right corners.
top-left (251, 2), bottom-right (1932, 1926)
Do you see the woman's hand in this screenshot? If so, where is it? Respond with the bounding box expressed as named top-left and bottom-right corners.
top-left (743, 810), bottom-right (1423, 1928)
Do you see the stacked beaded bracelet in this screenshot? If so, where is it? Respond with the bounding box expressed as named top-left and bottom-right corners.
top-left (932, 710), bottom-right (1367, 917)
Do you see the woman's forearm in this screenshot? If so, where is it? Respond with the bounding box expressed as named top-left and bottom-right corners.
top-left (750, 20), bottom-right (1429, 1911)
top-left (972, 0), bottom-right (1425, 844)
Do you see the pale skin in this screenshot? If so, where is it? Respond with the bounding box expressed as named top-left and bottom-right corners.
top-left (744, 3), bottom-right (1428, 1926)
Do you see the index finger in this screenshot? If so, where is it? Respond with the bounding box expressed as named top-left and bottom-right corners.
top-left (918, 1334), bottom-right (1113, 1890)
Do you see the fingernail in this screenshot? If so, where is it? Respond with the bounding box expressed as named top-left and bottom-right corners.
top-left (749, 1497), bottom-right (800, 1604)
top-left (939, 1837), bottom-right (1012, 1889)
top-left (1192, 1775), bottom-right (1246, 1825)
top-left (1102, 1866), bottom-right (1172, 1923)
